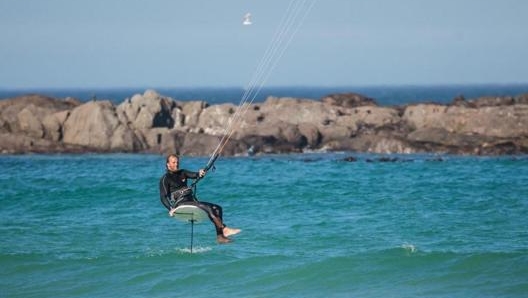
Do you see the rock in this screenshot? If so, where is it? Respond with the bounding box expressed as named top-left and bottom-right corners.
top-left (63, 100), bottom-right (122, 150)
top-left (110, 124), bottom-right (145, 151)
top-left (1, 90), bottom-right (527, 155)
top-left (298, 123), bottom-right (322, 148)
top-left (0, 95), bottom-right (80, 153)
top-left (117, 90), bottom-right (175, 129)
top-left (179, 132), bottom-right (223, 156)
top-left (342, 156), bottom-right (357, 162)
top-left (159, 130), bottom-right (185, 154)
top-left (171, 106), bottom-right (185, 130)
top-left (16, 105), bottom-right (45, 138)
top-left (321, 92), bottom-right (377, 107)
top-left (182, 101), bottom-right (208, 130)
top-left (0, 94), bottom-right (78, 136)
top-left (196, 103), bottom-right (238, 135)
top-left (0, 132), bottom-right (87, 154)
top-left (404, 103), bottom-right (528, 138)
top-left (471, 96), bottom-right (515, 107)
top-left (516, 93), bottom-right (528, 104)
top-left (42, 110), bottom-right (70, 141)
top-left (402, 104), bottom-right (449, 130)
top-left (261, 96), bottom-right (335, 126)
top-left (452, 95), bottom-right (467, 106)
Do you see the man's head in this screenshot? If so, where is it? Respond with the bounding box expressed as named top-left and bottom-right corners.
top-left (166, 154), bottom-right (179, 172)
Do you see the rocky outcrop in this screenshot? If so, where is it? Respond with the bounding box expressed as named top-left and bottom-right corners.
top-left (321, 92), bottom-right (377, 108)
top-left (402, 102), bottom-right (528, 154)
top-left (1, 90), bottom-right (527, 155)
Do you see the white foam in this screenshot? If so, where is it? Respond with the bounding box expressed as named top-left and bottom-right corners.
top-left (176, 246), bottom-right (212, 254)
top-left (401, 243), bottom-right (417, 253)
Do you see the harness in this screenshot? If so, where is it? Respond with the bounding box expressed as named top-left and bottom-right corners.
top-left (169, 186), bottom-right (195, 207)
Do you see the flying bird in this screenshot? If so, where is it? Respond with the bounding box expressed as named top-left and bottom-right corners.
top-left (243, 13), bottom-right (252, 25)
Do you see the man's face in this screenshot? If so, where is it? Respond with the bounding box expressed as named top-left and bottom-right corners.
top-left (167, 156), bottom-right (179, 172)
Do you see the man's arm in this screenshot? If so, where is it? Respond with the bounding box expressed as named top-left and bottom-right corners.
top-left (181, 169), bottom-right (206, 179)
top-left (159, 175), bottom-right (171, 210)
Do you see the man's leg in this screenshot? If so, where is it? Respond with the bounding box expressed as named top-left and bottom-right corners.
top-left (182, 201), bottom-right (232, 243)
top-left (197, 201), bottom-right (241, 239)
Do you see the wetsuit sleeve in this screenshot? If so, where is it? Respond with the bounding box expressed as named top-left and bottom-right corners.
top-left (159, 175), bottom-right (171, 210)
top-left (181, 169), bottom-right (200, 179)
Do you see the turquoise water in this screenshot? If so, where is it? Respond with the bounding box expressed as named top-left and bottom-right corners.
top-left (1, 153), bottom-right (528, 297)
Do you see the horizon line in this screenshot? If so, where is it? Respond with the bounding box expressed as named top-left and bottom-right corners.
top-left (2, 82), bottom-right (528, 91)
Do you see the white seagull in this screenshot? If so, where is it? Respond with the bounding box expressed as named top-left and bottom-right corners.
top-left (243, 13), bottom-right (252, 25)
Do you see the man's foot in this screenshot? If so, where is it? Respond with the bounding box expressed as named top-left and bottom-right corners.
top-left (223, 227), bottom-right (241, 237)
top-left (217, 235), bottom-right (232, 244)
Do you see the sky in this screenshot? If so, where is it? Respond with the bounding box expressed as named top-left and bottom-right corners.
top-left (1, 0), bottom-right (527, 89)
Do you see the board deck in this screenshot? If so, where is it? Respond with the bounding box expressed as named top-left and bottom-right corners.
top-left (172, 205), bottom-right (209, 223)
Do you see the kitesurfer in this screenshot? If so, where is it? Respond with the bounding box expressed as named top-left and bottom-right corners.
top-left (159, 154), bottom-right (241, 243)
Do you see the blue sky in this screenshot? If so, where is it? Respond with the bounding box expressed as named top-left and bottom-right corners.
top-left (1, 0), bottom-right (527, 89)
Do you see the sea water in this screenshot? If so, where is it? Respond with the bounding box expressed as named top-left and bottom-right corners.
top-left (1, 153), bottom-right (528, 297)
top-left (2, 84), bottom-right (528, 106)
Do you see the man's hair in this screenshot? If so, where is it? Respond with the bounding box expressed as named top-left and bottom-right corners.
top-left (166, 154), bottom-right (179, 164)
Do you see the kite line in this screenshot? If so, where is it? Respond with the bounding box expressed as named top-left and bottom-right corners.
top-left (202, 0), bottom-right (317, 172)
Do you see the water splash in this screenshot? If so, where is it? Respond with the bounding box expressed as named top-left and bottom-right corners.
top-left (402, 243), bottom-right (417, 253)
top-left (176, 246), bottom-right (213, 254)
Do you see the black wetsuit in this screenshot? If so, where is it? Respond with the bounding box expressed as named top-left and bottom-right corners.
top-left (159, 169), bottom-right (225, 235)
